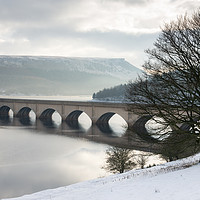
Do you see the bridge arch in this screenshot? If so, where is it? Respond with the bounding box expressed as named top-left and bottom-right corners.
top-left (133, 115), bottom-right (172, 141)
top-left (66, 110), bottom-right (92, 130)
top-left (16, 107), bottom-right (32, 118)
top-left (96, 112), bottom-right (128, 136)
top-left (66, 110), bottom-right (83, 122)
top-left (15, 107), bottom-right (36, 125)
top-left (65, 110), bottom-right (83, 129)
top-left (39, 108), bottom-right (62, 125)
top-left (96, 112), bottom-right (128, 126)
top-left (39, 108), bottom-right (56, 120)
top-left (96, 112), bottom-right (115, 125)
top-left (132, 115), bottom-right (154, 141)
top-left (0, 105), bottom-right (11, 117)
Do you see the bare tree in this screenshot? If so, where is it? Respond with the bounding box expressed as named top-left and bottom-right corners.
top-left (135, 153), bottom-right (151, 169)
top-left (103, 147), bottom-right (136, 173)
top-left (126, 10), bottom-right (200, 142)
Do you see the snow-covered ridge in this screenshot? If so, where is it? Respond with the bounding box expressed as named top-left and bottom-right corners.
top-left (5, 153), bottom-right (200, 200)
top-left (0, 55), bottom-right (141, 80)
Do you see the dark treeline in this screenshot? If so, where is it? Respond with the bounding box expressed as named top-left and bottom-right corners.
top-left (93, 84), bottom-right (127, 101)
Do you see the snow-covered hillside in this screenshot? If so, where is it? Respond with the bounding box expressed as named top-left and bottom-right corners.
top-left (0, 56), bottom-right (141, 80)
top-left (0, 56), bottom-right (141, 95)
top-left (5, 154), bottom-right (200, 200)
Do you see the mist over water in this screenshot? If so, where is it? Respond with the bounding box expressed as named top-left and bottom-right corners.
top-left (0, 125), bottom-right (108, 199)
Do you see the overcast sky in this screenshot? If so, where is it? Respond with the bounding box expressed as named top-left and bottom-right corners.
top-left (0, 0), bottom-right (198, 68)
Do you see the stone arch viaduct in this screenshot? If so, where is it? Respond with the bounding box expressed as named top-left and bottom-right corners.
top-left (0, 98), bottom-right (140, 127)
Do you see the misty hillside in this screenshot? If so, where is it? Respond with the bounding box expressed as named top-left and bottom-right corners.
top-left (0, 56), bottom-right (141, 96)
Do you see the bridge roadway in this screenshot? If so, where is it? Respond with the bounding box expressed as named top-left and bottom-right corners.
top-left (0, 98), bottom-right (140, 127)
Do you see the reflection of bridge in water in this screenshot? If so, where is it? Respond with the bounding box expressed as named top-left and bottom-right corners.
top-left (0, 116), bottom-right (160, 154)
top-left (0, 98), bottom-right (160, 153)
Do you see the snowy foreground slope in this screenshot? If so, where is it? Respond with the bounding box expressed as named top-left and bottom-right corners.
top-left (4, 154), bottom-right (200, 200)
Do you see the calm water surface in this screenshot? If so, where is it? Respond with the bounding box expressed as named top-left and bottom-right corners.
top-left (0, 121), bottom-right (111, 199)
top-left (0, 96), bottom-right (163, 199)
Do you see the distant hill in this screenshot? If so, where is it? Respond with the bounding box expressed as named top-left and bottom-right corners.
top-left (0, 56), bottom-right (142, 96)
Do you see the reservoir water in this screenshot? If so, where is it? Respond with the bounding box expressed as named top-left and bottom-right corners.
top-left (0, 96), bottom-right (163, 199)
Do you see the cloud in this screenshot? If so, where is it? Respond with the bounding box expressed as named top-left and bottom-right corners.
top-left (0, 0), bottom-right (198, 67)
top-left (102, 0), bottom-right (150, 5)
